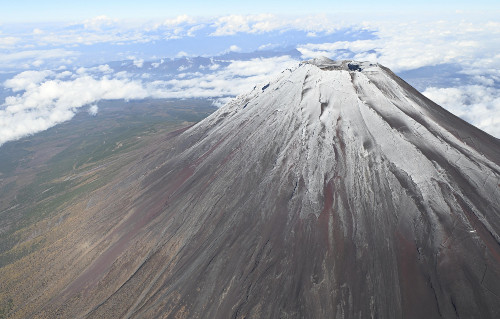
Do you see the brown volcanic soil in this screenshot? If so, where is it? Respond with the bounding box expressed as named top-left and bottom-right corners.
top-left (0, 99), bottom-right (215, 318)
top-left (1, 62), bottom-right (500, 318)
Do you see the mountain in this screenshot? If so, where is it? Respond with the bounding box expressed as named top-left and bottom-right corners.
top-left (1, 58), bottom-right (500, 318)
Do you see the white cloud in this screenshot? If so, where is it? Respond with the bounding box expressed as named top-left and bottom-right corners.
top-left (83, 15), bottom-right (118, 30)
top-left (76, 64), bottom-right (113, 75)
top-left (147, 56), bottom-right (298, 99)
top-left (2, 14), bottom-right (494, 75)
top-left (258, 43), bottom-right (277, 50)
top-left (199, 62), bottom-right (221, 71)
top-left (32, 60), bottom-right (44, 67)
top-left (160, 14), bottom-right (195, 27)
top-left (56, 71), bottom-right (72, 79)
top-left (25, 44), bottom-right (500, 144)
top-left (35, 20), bottom-right (157, 47)
top-left (126, 56), bottom-right (144, 68)
top-left (88, 104), bottom-right (98, 116)
top-left (2, 45), bottom-right (499, 147)
top-left (0, 36), bottom-right (20, 48)
top-left (229, 45), bottom-right (241, 52)
top-left (177, 64), bottom-right (190, 72)
top-left (0, 49), bottom-right (78, 70)
top-left (1, 14), bottom-right (499, 143)
top-left (0, 14), bottom-right (349, 55)
top-left (149, 15), bottom-right (204, 39)
top-left (423, 85), bottom-right (500, 138)
top-left (210, 14), bottom-right (279, 36)
top-left (294, 17), bottom-right (500, 138)
top-left (0, 72), bottom-right (148, 145)
top-left (298, 19), bottom-right (500, 72)
top-left (97, 64), bottom-right (113, 73)
top-left (0, 56), bottom-right (298, 145)
top-left (187, 24), bottom-right (205, 36)
top-left (209, 63), bottom-right (220, 70)
top-left (114, 71), bottom-right (130, 79)
top-left (4, 70), bottom-right (55, 91)
top-left (133, 59), bottom-right (144, 68)
top-left (210, 14), bottom-right (348, 37)
top-left (210, 15), bottom-right (252, 36)
top-left (211, 97), bottom-right (234, 108)
top-left (151, 59), bottom-right (164, 68)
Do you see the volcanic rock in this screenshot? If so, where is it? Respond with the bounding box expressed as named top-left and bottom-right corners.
top-left (8, 58), bottom-right (500, 318)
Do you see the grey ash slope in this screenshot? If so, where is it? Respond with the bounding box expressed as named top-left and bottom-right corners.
top-left (38, 58), bottom-right (500, 318)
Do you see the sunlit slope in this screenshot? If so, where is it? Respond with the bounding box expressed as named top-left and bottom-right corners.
top-left (0, 99), bottom-right (215, 318)
top-left (1, 59), bottom-right (500, 318)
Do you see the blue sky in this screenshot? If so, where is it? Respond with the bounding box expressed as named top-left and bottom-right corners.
top-left (2, 0), bottom-right (499, 22)
top-left (0, 2), bottom-right (499, 144)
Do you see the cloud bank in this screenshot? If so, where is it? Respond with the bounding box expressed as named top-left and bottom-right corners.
top-left (1, 70), bottom-right (148, 145)
top-left (423, 85), bottom-right (500, 138)
top-left (1, 13), bottom-right (497, 75)
top-left (0, 56), bottom-right (296, 145)
top-left (0, 13), bottom-right (499, 145)
top-left (297, 19), bottom-right (500, 73)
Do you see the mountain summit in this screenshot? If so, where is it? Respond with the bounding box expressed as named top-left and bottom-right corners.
top-left (3, 58), bottom-right (500, 318)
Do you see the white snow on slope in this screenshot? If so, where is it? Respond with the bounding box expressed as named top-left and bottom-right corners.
top-left (188, 58), bottom-right (500, 237)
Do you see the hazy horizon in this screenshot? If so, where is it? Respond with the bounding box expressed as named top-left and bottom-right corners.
top-left (1, 1), bottom-right (499, 145)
